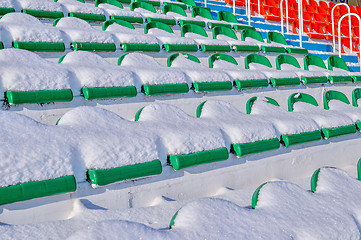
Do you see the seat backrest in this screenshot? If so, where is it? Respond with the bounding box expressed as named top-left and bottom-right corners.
top-left (167, 53), bottom-right (201, 67)
top-left (95, 0), bottom-right (123, 8)
top-left (144, 21), bottom-right (174, 34)
top-left (327, 56), bottom-right (350, 71)
top-left (304, 54), bottom-right (327, 70)
top-left (288, 93), bottom-right (318, 111)
top-left (102, 19), bottom-right (134, 31)
top-left (162, 4), bottom-right (187, 17)
top-left (246, 96), bottom-right (280, 114)
top-left (352, 88), bottom-right (361, 107)
top-left (130, 1), bottom-right (156, 12)
top-left (217, 11), bottom-right (238, 23)
top-left (240, 29), bottom-right (264, 42)
top-left (181, 23), bottom-right (208, 37)
top-left (208, 53), bottom-right (238, 68)
top-left (191, 6), bottom-right (213, 20)
top-left (323, 90), bottom-right (350, 110)
top-left (267, 31), bottom-right (288, 45)
top-left (212, 26), bottom-right (238, 40)
top-left (276, 54), bottom-right (301, 70)
top-left (245, 54), bottom-right (272, 69)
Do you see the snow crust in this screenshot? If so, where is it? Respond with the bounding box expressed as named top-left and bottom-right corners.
top-left (55, 17), bottom-right (114, 43)
top-left (328, 100), bottom-right (361, 123)
top-left (99, 4), bottom-right (142, 17)
top-left (0, 111), bottom-right (74, 187)
top-left (57, 0), bottom-right (104, 15)
top-left (249, 63), bottom-right (299, 79)
top-left (147, 28), bottom-right (196, 45)
top-left (137, 103), bottom-right (226, 155)
top-left (250, 97), bottom-right (319, 135)
top-left (170, 54), bottom-right (232, 83)
top-left (119, 52), bottom-right (187, 85)
top-left (0, 13), bottom-right (63, 42)
top-left (0, 48), bottom-right (71, 92)
top-left (212, 59), bottom-right (268, 80)
top-left (17, 0), bottom-right (63, 12)
top-left (0, 0), bottom-right (15, 8)
top-left (59, 51), bottom-right (139, 91)
top-left (106, 23), bottom-right (159, 45)
top-left (280, 63), bottom-right (327, 78)
top-left (308, 65), bottom-right (351, 77)
top-left (58, 106), bottom-right (160, 170)
top-left (199, 100), bottom-right (278, 144)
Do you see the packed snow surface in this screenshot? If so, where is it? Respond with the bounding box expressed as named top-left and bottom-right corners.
top-left (0, 111), bottom-right (74, 187)
top-left (170, 53), bottom-right (232, 83)
top-left (106, 23), bottom-right (159, 45)
top-left (59, 51), bottom-right (139, 92)
top-left (17, 0), bottom-right (63, 12)
top-left (280, 63), bottom-right (328, 78)
top-left (99, 4), bottom-right (142, 18)
top-left (0, 48), bottom-right (71, 92)
top-left (137, 103), bottom-right (226, 155)
top-left (329, 100), bottom-right (361, 122)
top-left (119, 52), bottom-right (187, 85)
top-left (57, 0), bottom-right (105, 15)
top-left (0, 13), bottom-right (63, 42)
top-left (199, 100), bottom-right (278, 144)
top-left (147, 28), bottom-right (196, 45)
top-left (212, 59), bottom-right (268, 80)
top-left (250, 97), bottom-right (319, 135)
top-left (0, 0), bottom-right (15, 8)
top-left (249, 63), bottom-right (299, 79)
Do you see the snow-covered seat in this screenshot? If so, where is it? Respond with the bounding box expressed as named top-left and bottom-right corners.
top-left (181, 24), bottom-right (231, 52)
top-left (131, 1), bottom-right (176, 26)
top-left (267, 31), bottom-right (308, 55)
top-left (241, 29), bottom-right (286, 53)
top-left (57, 106), bottom-right (162, 187)
top-left (145, 21), bottom-right (198, 52)
top-left (217, 11), bottom-right (256, 31)
top-left (246, 96), bottom-right (321, 147)
top-left (1, 49), bottom-right (73, 104)
top-left (96, 0), bottom-right (144, 24)
top-left (103, 19), bottom-right (160, 52)
top-left (136, 0), bottom-right (162, 7)
top-left (191, 6), bottom-right (232, 29)
top-left (323, 90), bottom-right (361, 130)
top-left (168, 53), bottom-right (233, 92)
top-left (209, 53), bottom-right (269, 89)
top-left (0, 13), bottom-right (65, 52)
top-left (135, 103), bottom-right (229, 170)
top-left (54, 17), bottom-right (116, 52)
top-left (0, 111), bottom-right (76, 205)
top-left (327, 56), bottom-right (361, 83)
top-left (212, 26), bottom-right (260, 53)
top-left (19, 0), bottom-right (64, 19)
top-left (56, 0), bottom-right (106, 22)
top-left (59, 51), bottom-right (138, 100)
top-left (197, 100), bottom-right (280, 157)
top-left (276, 54), bottom-right (328, 85)
top-left (245, 54), bottom-right (300, 87)
top-left (289, 93), bottom-right (356, 139)
top-left (162, 4), bottom-right (206, 27)
top-left (304, 54), bottom-right (354, 84)
top-left (0, 0), bottom-right (15, 16)
top-left (118, 52), bottom-right (189, 95)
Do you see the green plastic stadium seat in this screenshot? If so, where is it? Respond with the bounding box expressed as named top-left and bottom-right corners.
top-left (267, 31), bottom-right (308, 54)
top-left (246, 54), bottom-right (300, 87)
top-left (310, 167), bottom-right (335, 193)
top-left (145, 21), bottom-right (197, 52)
top-left (327, 56), bottom-right (360, 82)
top-left (136, 0), bottom-right (161, 7)
top-left (87, 160), bottom-right (162, 186)
top-left (305, 55), bottom-right (353, 84)
top-left (241, 29), bottom-right (285, 53)
top-left (97, 0), bottom-right (143, 23)
top-left (251, 182), bottom-right (268, 209)
top-left (276, 54), bottom-right (327, 84)
top-left (289, 93), bottom-right (356, 139)
top-left (191, 6), bottom-right (231, 28)
top-left (177, 0), bottom-right (196, 7)
top-left (21, 9), bottom-right (64, 19)
top-left (352, 88), bottom-right (361, 107)
top-left (131, 2), bottom-right (176, 25)
top-left (217, 11), bottom-right (256, 31)
top-left (323, 90), bottom-right (351, 110)
top-left (0, 175), bottom-right (76, 206)
top-left (103, 19), bottom-right (160, 52)
top-left (95, 0), bottom-right (124, 8)
top-left (6, 89), bottom-right (73, 105)
top-left (0, 7), bottom-right (15, 16)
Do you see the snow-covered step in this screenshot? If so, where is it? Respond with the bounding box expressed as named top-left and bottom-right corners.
top-left (287, 40), bottom-right (333, 53)
top-left (252, 22), bottom-right (287, 32)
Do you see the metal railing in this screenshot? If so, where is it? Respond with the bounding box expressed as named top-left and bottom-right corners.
top-left (280, 0), bottom-right (303, 47)
top-left (338, 13), bottom-right (361, 72)
top-left (332, 3), bottom-right (351, 53)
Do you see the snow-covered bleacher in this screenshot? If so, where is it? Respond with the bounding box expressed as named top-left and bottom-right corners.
top-left (1, 2), bottom-right (361, 236)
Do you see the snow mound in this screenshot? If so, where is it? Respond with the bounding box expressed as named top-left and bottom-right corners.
top-left (137, 103), bottom-right (226, 155)
top-left (59, 51), bottom-right (139, 92)
top-left (57, 106), bottom-right (160, 170)
top-left (199, 100), bottom-right (278, 143)
top-left (57, 0), bottom-right (104, 15)
top-left (106, 23), bottom-right (159, 45)
top-left (0, 110), bottom-right (74, 187)
top-left (0, 12), bottom-right (63, 42)
top-left (120, 53), bottom-right (187, 85)
top-left (0, 48), bottom-right (72, 92)
top-left (17, 0), bottom-right (63, 12)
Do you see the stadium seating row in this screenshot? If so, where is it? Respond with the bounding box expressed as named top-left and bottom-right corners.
top-left (1, 48), bottom-right (356, 105)
top-left (2, 90), bottom-right (361, 206)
